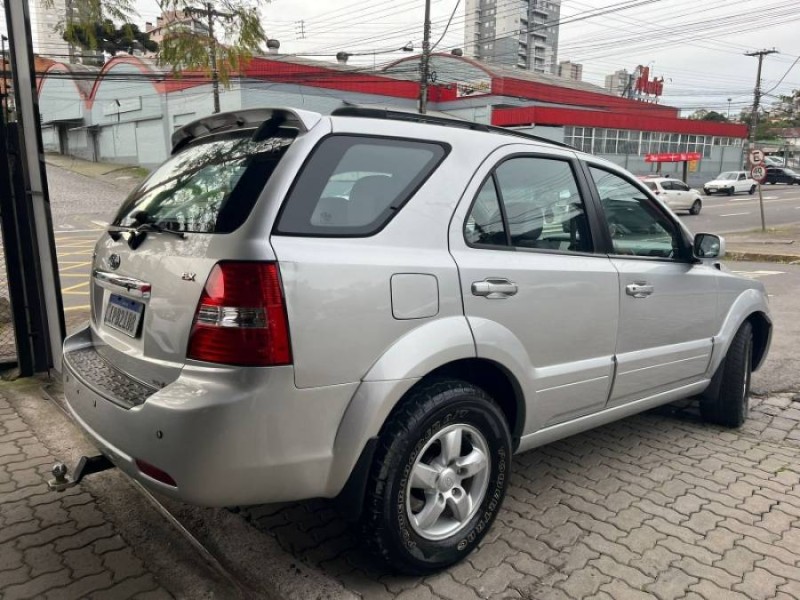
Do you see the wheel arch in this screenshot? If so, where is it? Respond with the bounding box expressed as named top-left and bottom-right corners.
top-left (747, 311), bottom-right (771, 371)
top-left (333, 357), bottom-right (524, 521)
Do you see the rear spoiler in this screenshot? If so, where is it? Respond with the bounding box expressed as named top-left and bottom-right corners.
top-left (170, 108), bottom-right (322, 154)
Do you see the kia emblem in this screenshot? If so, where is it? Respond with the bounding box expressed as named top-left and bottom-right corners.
top-left (108, 254), bottom-right (121, 270)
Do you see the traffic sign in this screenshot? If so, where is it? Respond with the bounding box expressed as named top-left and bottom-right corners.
top-left (751, 164), bottom-right (767, 183)
top-left (750, 149), bottom-right (764, 164)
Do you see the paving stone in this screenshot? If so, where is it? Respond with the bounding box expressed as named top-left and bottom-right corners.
top-left (24, 543), bottom-right (65, 578)
top-left (598, 579), bottom-right (655, 600)
top-left (658, 536), bottom-right (720, 565)
top-left (2, 569), bottom-right (72, 600)
top-left (469, 539), bottom-right (517, 571)
top-left (0, 566), bottom-right (31, 590)
top-left (582, 533), bottom-right (639, 565)
top-left (630, 546), bottom-right (680, 578)
top-left (555, 566), bottom-right (610, 598)
top-left (672, 556), bottom-right (739, 589)
top-left (689, 580), bottom-right (751, 600)
top-left (714, 546), bottom-right (762, 577)
top-left (589, 555), bottom-right (652, 588)
top-left (506, 553), bottom-right (552, 578)
top-left (425, 572), bottom-right (482, 600)
top-left (538, 522), bottom-right (584, 551)
top-left (470, 563), bottom-right (525, 597)
top-left (733, 567), bottom-right (786, 599)
top-left (546, 541), bottom-right (599, 573)
top-left (644, 568), bottom-right (697, 600)
top-left (617, 525), bottom-right (664, 554)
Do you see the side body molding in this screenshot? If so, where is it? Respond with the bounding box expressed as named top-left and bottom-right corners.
top-left (327, 316), bottom-right (477, 495)
top-left (709, 288), bottom-right (772, 377)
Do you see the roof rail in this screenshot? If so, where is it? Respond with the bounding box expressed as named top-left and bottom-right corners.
top-left (330, 104), bottom-right (576, 150)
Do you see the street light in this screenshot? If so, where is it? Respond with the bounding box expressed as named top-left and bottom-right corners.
top-left (727, 97), bottom-right (732, 120)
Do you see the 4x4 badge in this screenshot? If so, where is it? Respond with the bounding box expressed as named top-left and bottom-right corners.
top-left (181, 272), bottom-right (196, 282)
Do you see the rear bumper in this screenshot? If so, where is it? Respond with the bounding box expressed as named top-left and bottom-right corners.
top-left (62, 325), bottom-right (359, 506)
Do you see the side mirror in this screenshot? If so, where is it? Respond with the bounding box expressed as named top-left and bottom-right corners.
top-left (694, 233), bottom-right (725, 260)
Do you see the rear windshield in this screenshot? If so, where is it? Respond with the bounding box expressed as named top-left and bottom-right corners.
top-left (643, 181), bottom-right (657, 190)
top-left (275, 135), bottom-right (448, 236)
top-left (113, 131), bottom-right (294, 233)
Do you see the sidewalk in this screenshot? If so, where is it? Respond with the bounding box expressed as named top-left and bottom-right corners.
top-left (725, 226), bottom-right (800, 264)
top-left (44, 154), bottom-right (148, 191)
top-left (0, 377), bottom-right (229, 600)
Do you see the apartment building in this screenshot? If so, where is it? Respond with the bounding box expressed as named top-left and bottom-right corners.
top-left (465, 0), bottom-right (561, 74)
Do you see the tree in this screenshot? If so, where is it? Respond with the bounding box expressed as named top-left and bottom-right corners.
top-left (701, 111), bottom-right (728, 123)
top-left (64, 20), bottom-right (158, 56)
top-left (57, 0), bottom-right (270, 113)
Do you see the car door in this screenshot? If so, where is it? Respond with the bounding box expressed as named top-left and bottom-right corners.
top-left (735, 172), bottom-right (748, 191)
top-left (669, 180), bottom-right (691, 209)
top-left (659, 180), bottom-right (679, 208)
top-left (450, 147), bottom-right (619, 433)
top-left (586, 164), bottom-right (718, 406)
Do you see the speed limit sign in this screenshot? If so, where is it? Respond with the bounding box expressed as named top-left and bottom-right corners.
top-left (750, 149), bottom-right (764, 164)
top-left (751, 164), bottom-right (767, 183)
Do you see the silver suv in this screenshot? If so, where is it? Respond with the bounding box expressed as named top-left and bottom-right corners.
top-left (63, 106), bottom-right (771, 574)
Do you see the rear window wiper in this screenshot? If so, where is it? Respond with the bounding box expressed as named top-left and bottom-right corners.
top-left (108, 212), bottom-right (186, 248)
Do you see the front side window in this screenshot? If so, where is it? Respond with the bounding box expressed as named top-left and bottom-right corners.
top-left (276, 136), bottom-right (447, 236)
top-left (465, 157), bottom-right (592, 253)
top-left (589, 167), bottom-right (681, 259)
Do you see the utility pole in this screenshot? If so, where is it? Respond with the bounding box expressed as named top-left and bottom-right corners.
top-left (184, 3), bottom-right (233, 114)
top-left (744, 49), bottom-right (777, 165)
top-left (418, 0), bottom-right (431, 114)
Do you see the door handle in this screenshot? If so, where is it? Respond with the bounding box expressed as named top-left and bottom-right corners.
top-left (626, 282), bottom-right (654, 298)
top-left (472, 278), bottom-right (518, 299)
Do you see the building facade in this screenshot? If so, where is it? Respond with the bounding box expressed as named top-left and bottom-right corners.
top-left (34, 0), bottom-right (71, 59)
top-left (558, 61), bottom-right (582, 81)
top-left (465, 0), bottom-right (561, 73)
top-left (604, 69), bottom-right (630, 96)
top-left (36, 53), bottom-right (747, 184)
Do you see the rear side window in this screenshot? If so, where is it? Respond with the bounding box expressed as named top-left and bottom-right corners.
top-left (275, 135), bottom-right (447, 236)
top-left (114, 132), bottom-right (294, 233)
top-left (643, 181), bottom-right (658, 191)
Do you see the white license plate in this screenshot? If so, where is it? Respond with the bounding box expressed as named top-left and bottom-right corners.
top-left (708, 188), bottom-right (717, 192)
top-left (104, 294), bottom-right (144, 338)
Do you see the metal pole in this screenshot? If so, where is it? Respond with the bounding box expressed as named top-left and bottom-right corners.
top-left (5, 0), bottom-right (66, 373)
top-left (418, 0), bottom-right (431, 114)
top-left (207, 2), bottom-right (220, 114)
top-left (745, 49), bottom-right (777, 167)
top-left (758, 182), bottom-right (766, 232)
top-left (1, 35), bottom-right (6, 122)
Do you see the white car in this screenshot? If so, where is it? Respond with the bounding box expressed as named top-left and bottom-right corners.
top-left (640, 177), bottom-right (703, 215)
top-left (703, 171), bottom-right (757, 196)
top-left (764, 156), bottom-right (785, 167)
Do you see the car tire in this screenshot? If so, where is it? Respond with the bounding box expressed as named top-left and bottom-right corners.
top-left (699, 321), bottom-right (753, 428)
top-left (689, 199), bottom-right (702, 215)
top-left (727, 187), bottom-right (734, 196)
top-left (703, 189), bottom-right (711, 196)
top-left (749, 185), bottom-right (756, 194)
top-left (362, 379), bottom-right (511, 574)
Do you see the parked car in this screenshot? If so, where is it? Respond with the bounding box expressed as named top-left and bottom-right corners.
top-left (763, 156), bottom-right (785, 167)
top-left (640, 176), bottom-right (703, 215)
top-left (703, 171), bottom-right (757, 195)
top-left (764, 167), bottom-right (800, 185)
top-left (62, 106), bottom-right (772, 574)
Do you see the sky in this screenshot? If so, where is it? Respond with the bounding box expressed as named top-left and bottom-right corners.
top-left (23, 0), bottom-right (800, 116)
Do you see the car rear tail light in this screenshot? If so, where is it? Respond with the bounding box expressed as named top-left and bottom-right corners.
top-left (187, 262), bottom-right (292, 366)
top-left (135, 458), bottom-right (177, 487)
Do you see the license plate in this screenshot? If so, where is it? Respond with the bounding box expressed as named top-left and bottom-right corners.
top-left (708, 188), bottom-right (717, 192)
top-left (104, 294), bottom-right (144, 338)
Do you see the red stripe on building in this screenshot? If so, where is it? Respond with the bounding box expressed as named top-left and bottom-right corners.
top-left (244, 58), bottom-right (458, 102)
top-left (491, 106), bottom-right (748, 138)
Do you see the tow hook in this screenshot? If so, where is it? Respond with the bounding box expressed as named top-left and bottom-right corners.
top-left (47, 455), bottom-right (116, 492)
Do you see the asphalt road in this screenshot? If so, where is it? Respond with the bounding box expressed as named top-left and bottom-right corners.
top-left (677, 183), bottom-right (800, 234)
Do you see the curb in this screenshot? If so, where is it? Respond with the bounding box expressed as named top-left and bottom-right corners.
top-left (726, 250), bottom-right (800, 264)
